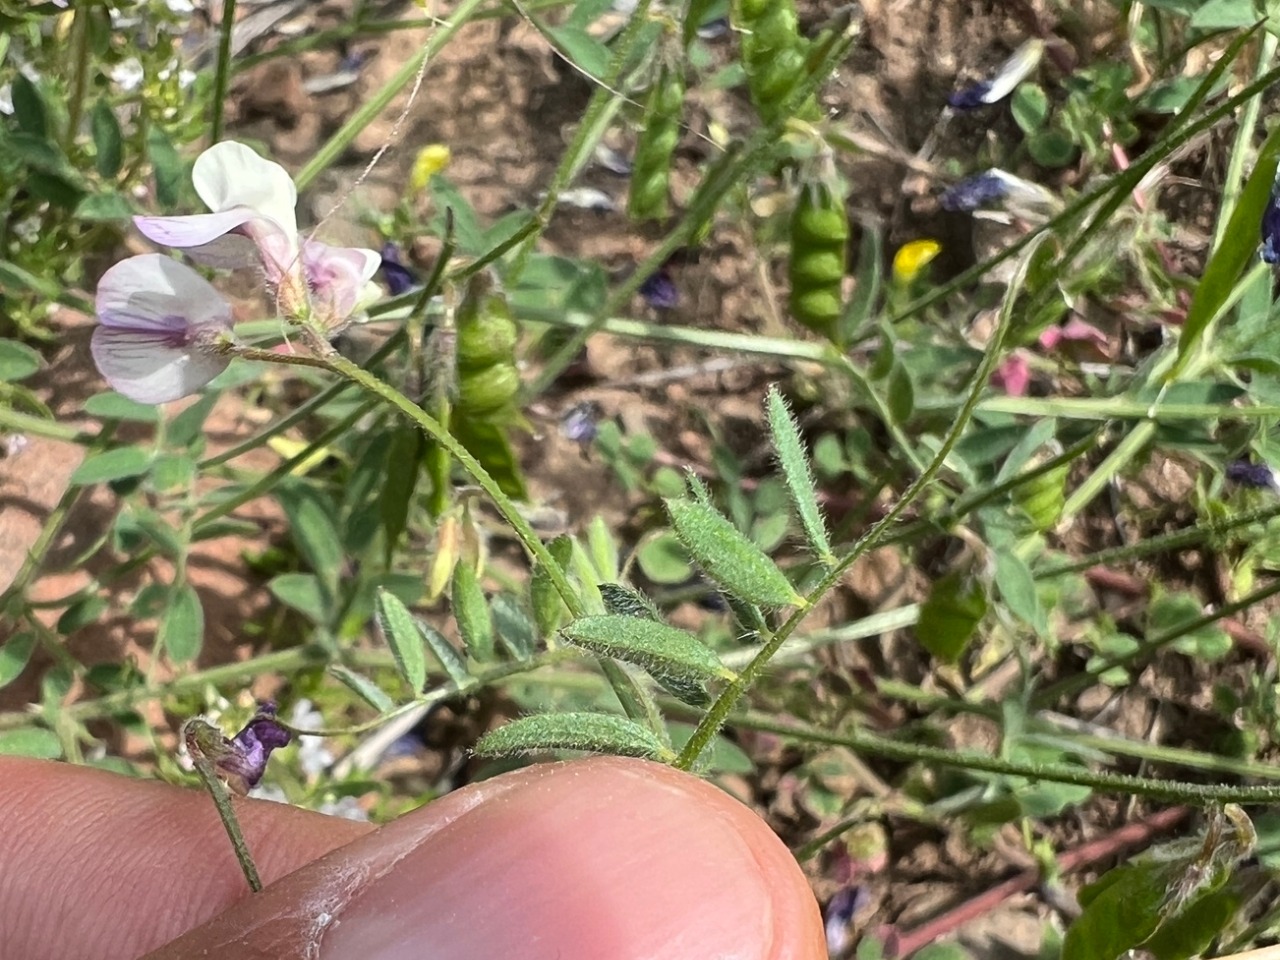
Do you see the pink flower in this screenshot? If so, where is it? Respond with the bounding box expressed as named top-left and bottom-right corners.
top-left (991, 353), bottom-right (1031, 397)
top-left (133, 141), bottom-right (381, 332)
top-left (991, 318), bottom-right (1110, 397)
top-left (90, 254), bottom-right (233, 404)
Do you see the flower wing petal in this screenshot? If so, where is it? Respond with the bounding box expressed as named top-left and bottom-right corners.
top-left (304, 242), bottom-right (382, 321)
top-left (90, 326), bottom-right (229, 404)
top-left (96, 254), bottom-right (233, 331)
top-left (192, 141), bottom-right (298, 240)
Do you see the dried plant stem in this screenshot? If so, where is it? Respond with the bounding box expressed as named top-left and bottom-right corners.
top-left (183, 719), bottom-right (262, 893)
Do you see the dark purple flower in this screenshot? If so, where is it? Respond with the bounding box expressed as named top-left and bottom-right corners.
top-left (380, 242), bottom-right (418, 296)
top-left (1261, 189), bottom-right (1280, 265)
top-left (947, 40), bottom-right (1044, 110)
top-left (941, 171), bottom-right (1011, 211)
top-left (1227, 459), bottom-right (1277, 490)
top-left (339, 50), bottom-right (368, 73)
top-left (214, 701), bottom-right (291, 794)
top-left (560, 402), bottom-right (599, 444)
top-left (639, 269), bottom-right (678, 310)
top-left (824, 886), bottom-right (868, 955)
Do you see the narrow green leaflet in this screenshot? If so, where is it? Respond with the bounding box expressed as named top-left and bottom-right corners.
top-left (561, 614), bottom-right (734, 684)
top-left (915, 571), bottom-right (988, 663)
top-left (474, 712), bottom-right (673, 761)
top-left (0, 727), bottom-right (62, 758)
top-left (664, 497), bottom-right (802, 608)
top-left (0, 632), bottom-right (37, 688)
top-left (0, 339), bottom-right (41, 382)
top-left (90, 99), bottom-right (123, 179)
top-left (598, 582), bottom-right (662, 621)
top-left (375, 587), bottom-right (428, 692)
top-left (452, 563), bottom-right (495, 661)
top-left (268, 573), bottom-right (329, 623)
top-left (276, 481), bottom-right (344, 599)
top-left (1174, 117), bottom-right (1280, 373)
top-left (417, 618), bottom-right (471, 687)
top-left (765, 386), bottom-right (832, 562)
top-left (70, 447), bottom-right (152, 485)
top-left (329, 664), bottom-right (395, 713)
top-left (159, 584), bottom-right (203, 663)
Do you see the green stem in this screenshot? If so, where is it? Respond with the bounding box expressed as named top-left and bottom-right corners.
top-left (293, 0), bottom-right (488, 192)
top-left (738, 712), bottom-right (1280, 805)
top-left (504, 0), bottom-right (654, 282)
top-left (210, 0), bottom-right (237, 144)
top-left (63, 6), bottom-right (91, 151)
top-left (673, 235), bottom-right (1050, 771)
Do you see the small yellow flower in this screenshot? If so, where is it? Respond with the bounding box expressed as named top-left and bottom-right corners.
top-left (410, 144), bottom-right (451, 194)
top-left (892, 239), bottom-right (942, 284)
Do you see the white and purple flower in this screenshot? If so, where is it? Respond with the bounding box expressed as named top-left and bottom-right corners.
top-left (90, 254), bottom-right (234, 404)
top-left (91, 140), bottom-right (384, 405)
top-left (133, 140), bottom-right (381, 331)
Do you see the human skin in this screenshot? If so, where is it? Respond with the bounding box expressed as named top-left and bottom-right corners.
top-left (0, 755), bottom-right (824, 960)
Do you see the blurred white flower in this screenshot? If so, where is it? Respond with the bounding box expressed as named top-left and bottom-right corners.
top-left (110, 58), bottom-right (145, 92)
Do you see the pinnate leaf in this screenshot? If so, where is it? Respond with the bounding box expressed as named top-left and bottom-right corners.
top-left (765, 386), bottom-right (832, 562)
top-left (375, 587), bottom-right (427, 692)
top-left (474, 713), bottom-right (672, 761)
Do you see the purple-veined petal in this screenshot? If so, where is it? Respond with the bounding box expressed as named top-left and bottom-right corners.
top-left (92, 254), bottom-right (234, 404)
top-left (192, 141), bottom-right (298, 240)
top-left (97, 253), bottom-right (233, 330)
top-left (90, 327), bottom-right (230, 404)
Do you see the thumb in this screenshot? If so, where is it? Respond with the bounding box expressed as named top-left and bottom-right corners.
top-left (145, 756), bottom-right (824, 959)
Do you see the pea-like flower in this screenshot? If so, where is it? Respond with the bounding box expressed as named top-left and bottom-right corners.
top-left (133, 140), bottom-right (381, 332)
top-left (90, 254), bottom-right (234, 404)
top-left (211, 701), bottom-right (292, 795)
top-left (948, 40), bottom-right (1044, 110)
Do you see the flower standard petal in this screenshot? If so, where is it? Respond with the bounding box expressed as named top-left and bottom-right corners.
top-left (91, 254), bottom-right (233, 404)
top-left (191, 140), bottom-right (299, 241)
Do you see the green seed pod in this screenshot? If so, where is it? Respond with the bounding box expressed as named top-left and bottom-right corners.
top-left (788, 180), bottom-right (848, 342)
top-left (457, 363), bottom-right (520, 417)
top-left (1012, 459), bottom-right (1069, 533)
top-left (456, 295), bottom-right (518, 371)
top-left (629, 65), bottom-right (685, 221)
top-left (733, 0), bottom-right (817, 124)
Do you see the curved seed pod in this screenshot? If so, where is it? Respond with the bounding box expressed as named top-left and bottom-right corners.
top-left (453, 272), bottom-right (521, 418)
top-left (457, 363), bottom-right (520, 417)
top-left (456, 293), bottom-right (518, 371)
top-left (733, 0), bottom-right (817, 124)
top-left (1012, 459), bottom-right (1070, 532)
top-left (788, 179), bottom-right (849, 342)
top-left (629, 64), bottom-right (686, 221)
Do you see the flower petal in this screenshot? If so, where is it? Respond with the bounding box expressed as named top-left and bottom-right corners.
top-left (96, 253), bottom-right (233, 331)
top-left (90, 326), bottom-right (229, 404)
top-left (304, 242), bottom-right (381, 321)
top-left (192, 140), bottom-right (298, 240)
top-left (135, 209), bottom-right (256, 251)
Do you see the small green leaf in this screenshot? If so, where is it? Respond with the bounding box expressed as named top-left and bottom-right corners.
top-left (491, 593), bottom-right (536, 660)
top-left (0, 339), bottom-right (41, 382)
top-left (886, 363), bottom-right (914, 423)
top-left (1011, 82), bottom-right (1049, 132)
top-left (417, 618), bottom-right (470, 686)
top-left (375, 587), bottom-right (428, 692)
top-left (70, 447), bottom-right (152, 485)
top-left (90, 98), bottom-right (123, 178)
top-left (0, 727), bottom-right (62, 758)
top-left (11, 74), bottom-right (47, 137)
top-left (0, 632), bottom-right (37, 688)
top-left (147, 126), bottom-right (184, 207)
top-left (765, 386), bottom-right (832, 562)
top-left (159, 584), bottom-right (203, 663)
top-left (994, 551), bottom-right (1042, 630)
top-left (452, 563), bottom-right (495, 662)
top-left (277, 481), bottom-right (344, 598)
top-left (561, 614), bottom-right (734, 684)
top-left (915, 570), bottom-right (988, 663)
top-left (636, 531), bottom-right (693, 585)
top-left (81, 391), bottom-right (161, 422)
top-left (329, 664), bottom-right (395, 712)
top-left (1063, 861), bottom-right (1167, 960)
top-left (473, 713), bottom-right (672, 760)
top-left (268, 572), bottom-right (329, 622)
top-left (665, 497), bottom-right (801, 607)
top-left (530, 535), bottom-right (573, 638)
top-left (1028, 128), bottom-right (1077, 168)
top-left (56, 595), bottom-right (106, 634)
top-left (913, 945), bottom-right (973, 960)
top-left (74, 191), bottom-right (133, 221)
top-left (1188, 0), bottom-right (1256, 29)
